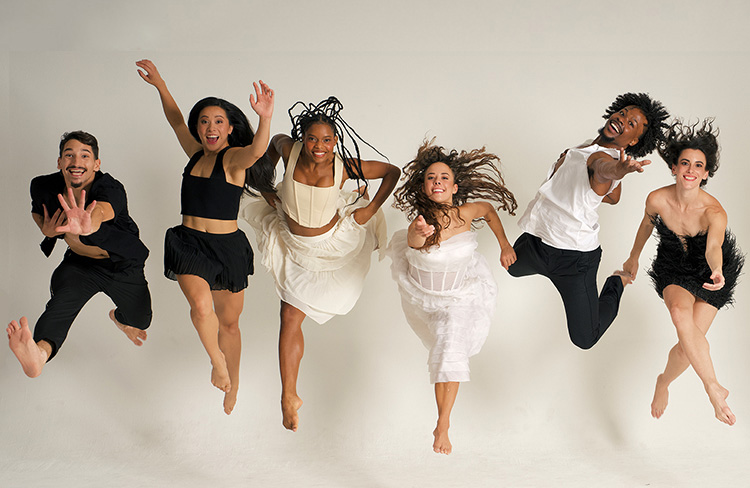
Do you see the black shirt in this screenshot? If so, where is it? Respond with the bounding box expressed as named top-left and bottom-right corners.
top-left (30, 171), bottom-right (149, 265)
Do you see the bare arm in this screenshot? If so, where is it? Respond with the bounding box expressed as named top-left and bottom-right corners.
top-left (466, 201), bottom-right (516, 270)
top-left (33, 204), bottom-right (66, 238)
top-left (136, 59), bottom-right (201, 157)
top-left (703, 207), bottom-right (728, 291)
top-left (351, 160), bottom-right (400, 225)
top-left (623, 192), bottom-right (659, 280)
top-left (407, 215), bottom-right (435, 249)
top-left (588, 148), bottom-right (651, 196)
top-left (225, 81), bottom-right (275, 173)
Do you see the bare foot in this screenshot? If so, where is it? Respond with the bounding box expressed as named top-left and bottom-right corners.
top-left (281, 394), bottom-right (303, 432)
top-left (651, 374), bottom-right (670, 419)
top-left (109, 309), bottom-right (147, 346)
top-left (612, 270), bottom-right (633, 287)
top-left (433, 423), bottom-right (452, 455)
top-left (7, 317), bottom-right (47, 378)
top-left (707, 384), bottom-right (736, 426)
top-left (224, 388), bottom-right (238, 415)
top-left (211, 354), bottom-right (231, 393)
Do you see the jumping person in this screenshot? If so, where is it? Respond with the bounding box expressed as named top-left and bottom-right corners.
top-left (508, 93), bottom-right (669, 349)
top-left (623, 119), bottom-right (743, 425)
top-left (389, 140), bottom-right (517, 454)
top-left (136, 59), bottom-right (274, 414)
top-left (7, 131), bottom-right (152, 378)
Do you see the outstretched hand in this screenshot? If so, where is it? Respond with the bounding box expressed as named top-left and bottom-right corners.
top-left (616, 148), bottom-right (651, 177)
top-left (135, 59), bottom-right (165, 88)
top-left (41, 204), bottom-right (66, 238)
top-left (414, 215), bottom-right (435, 238)
top-left (703, 269), bottom-right (725, 291)
top-left (55, 188), bottom-right (97, 236)
top-left (249, 80), bottom-right (274, 118)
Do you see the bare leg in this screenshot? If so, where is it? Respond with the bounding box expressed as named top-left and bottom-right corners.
top-left (177, 274), bottom-right (230, 393)
top-left (7, 317), bottom-right (51, 378)
top-left (433, 382), bottom-right (459, 454)
top-left (279, 302), bottom-right (306, 431)
top-left (213, 289), bottom-right (244, 415)
top-left (651, 299), bottom-right (717, 419)
top-left (109, 309), bottom-right (147, 346)
top-left (663, 285), bottom-right (734, 425)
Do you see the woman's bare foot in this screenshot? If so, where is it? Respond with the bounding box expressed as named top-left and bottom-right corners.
top-left (651, 374), bottom-right (670, 419)
top-left (109, 309), bottom-right (147, 346)
top-left (281, 394), bottom-right (303, 431)
top-left (7, 317), bottom-right (48, 378)
top-left (211, 354), bottom-right (231, 393)
top-left (432, 422), bottom-right (452, 455)
top-left (707, 384), bottom-right (735, 426)
top-left (223, 389), bottom-right (238, 415)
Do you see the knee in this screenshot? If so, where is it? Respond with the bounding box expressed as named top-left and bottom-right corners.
top-left (190, 299), bottom-right (214, 321)
top-left (279, 304), bottom-right (305, 331)
top-left (218, 318), bottom-right (241, 334)
top-left (667, 304), bottom-right (691, 329)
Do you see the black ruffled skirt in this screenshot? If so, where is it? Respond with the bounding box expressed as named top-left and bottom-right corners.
top-left (164, 225), bottom-right (253, 292)
top-left (648, 216), bottom-right (744, 309)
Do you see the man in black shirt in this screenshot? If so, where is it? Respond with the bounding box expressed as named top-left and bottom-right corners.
top-left (7, 131), bottom-right (152, 377)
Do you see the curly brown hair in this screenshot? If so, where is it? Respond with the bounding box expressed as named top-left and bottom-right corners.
top-left (658, 118), bottom-right (720, 187)
top-left (393, 139), bottom-right (517, 249)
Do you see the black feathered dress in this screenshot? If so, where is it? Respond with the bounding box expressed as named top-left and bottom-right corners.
top-left (648, 216), bottom-right (744, 309)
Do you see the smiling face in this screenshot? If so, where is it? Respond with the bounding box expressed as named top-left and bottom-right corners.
top-left (57, 139), bottom-right (101, 189)
top-left (302, 122), bottom-right (338, 164)
top-left (672, 148), bottom-right (709, 187)
top-left (196, 105), bottom-right (233, 150)
top-left (598, 105), bottom-right (647, 150)
top-left (423, 162), bottom-right (457, 204)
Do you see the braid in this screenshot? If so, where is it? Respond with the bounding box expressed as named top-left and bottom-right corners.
top-left (288, 96), bottom-right (387, 197)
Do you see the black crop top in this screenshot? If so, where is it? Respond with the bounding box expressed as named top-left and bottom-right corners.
top-left (180, 147), bottom-right (244, 220)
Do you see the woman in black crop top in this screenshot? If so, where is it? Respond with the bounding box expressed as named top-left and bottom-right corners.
top-left (137, 59), bottom-right (274, 414)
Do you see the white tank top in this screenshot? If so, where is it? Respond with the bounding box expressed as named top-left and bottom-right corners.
top-left (518, 142), bottom-right (620, 251)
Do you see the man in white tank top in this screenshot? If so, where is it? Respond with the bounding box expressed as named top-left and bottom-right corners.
top-left (508, 93), bottom-right (669, 349)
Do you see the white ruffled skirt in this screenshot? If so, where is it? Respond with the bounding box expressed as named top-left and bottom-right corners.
top-left (388, 230), bottom-right (497, 383)
top-left (240, 191), bottom-right (386, 324)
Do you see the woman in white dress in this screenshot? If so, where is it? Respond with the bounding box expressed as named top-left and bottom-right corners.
top-left (241, 97), bottom-right (399, 431)
top-left (390, 140), bottom-right (517, 454)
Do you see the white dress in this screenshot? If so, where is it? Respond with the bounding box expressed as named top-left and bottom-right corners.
top-left (240, 190), bottom-right (386, 324)
top-left (388, 229), bottom-right (497, 383)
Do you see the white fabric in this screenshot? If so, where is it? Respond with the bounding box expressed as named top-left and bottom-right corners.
top-left (279, 141), bottom-right (342, 228)
top-left (518, 141), bottom-right (620, 252)
top-left (388, 229), bottom-right (497, 384)
top-left (240, 190), bottom-right (386, 324)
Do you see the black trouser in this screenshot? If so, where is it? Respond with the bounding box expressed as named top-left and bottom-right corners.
top-left (507, 233), bottom-right (623, 349)
top-left (33, 251), bottom-right (152, 360)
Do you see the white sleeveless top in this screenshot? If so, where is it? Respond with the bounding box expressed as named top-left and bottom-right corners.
top-left (280, 141), bottom-right (343, 228)
top-left (518, 141), bottom-right (620, 252)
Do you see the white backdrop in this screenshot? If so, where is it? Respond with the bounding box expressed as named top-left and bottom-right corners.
top-left (1, 2), bottom-right (749, 487)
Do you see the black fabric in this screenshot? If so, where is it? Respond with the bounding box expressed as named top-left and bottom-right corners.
top-left (30, 171), bottom-right (149, 264)
top-left (648, 215), bottom-right (744, 309)
top-left (164, 225), bottom-right (253, 292)
top-left (33, 251), bottom-right (152, 361)
top-left (508, 232), bottom-right (624, 349)
top-left (180, 147), bottom-right (244, 220)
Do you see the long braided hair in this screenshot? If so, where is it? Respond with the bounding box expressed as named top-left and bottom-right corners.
top-left (288, 96), bottom-right (387, 197)
top-left (393, 139), bottom-right (517, 250)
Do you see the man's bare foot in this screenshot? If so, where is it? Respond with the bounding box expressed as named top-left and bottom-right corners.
top-left (651, 374), bottom-right (670, 419)
top-left (433, 423), bottom-right (452, 455)
top-left (224, 388), bottom-right (238, 415)
top-left (612, 270), bottom-right (633, 286)
top-left (707, 384), bottom-right (736, 426)
top-left (211, 355), bottom-right (231, 393)
top-left (109, 309), bottom-right (147, 346)
top-left (281, 394), bottom-right (303, 432)
top-left (7, 317), bottom-right (47, 378)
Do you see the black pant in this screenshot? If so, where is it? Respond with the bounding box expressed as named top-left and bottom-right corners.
top-left (33, 251), bottom-right (152, 360)
top-left (507, 233), bottom-right (623, 349)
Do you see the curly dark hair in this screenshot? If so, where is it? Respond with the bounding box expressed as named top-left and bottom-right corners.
top-left (393, 139), bottom-right (517, 250)
top-left (602, 92), bottom-right (670, 158)
top-left (658, 119), bottom-right (720, 187)
top-left (288, 96), bottom-right (387, 198)
top-left (187, 96), bottom-right (275, 196)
